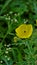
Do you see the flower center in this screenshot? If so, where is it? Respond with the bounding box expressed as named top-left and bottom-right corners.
top-left (24, 31), bottom-right (26, 33)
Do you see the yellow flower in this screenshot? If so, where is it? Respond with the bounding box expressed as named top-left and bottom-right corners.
top-left (14, 36), bottom-right (18, 42)
top-left (15, 24), bottom-right (33, 38)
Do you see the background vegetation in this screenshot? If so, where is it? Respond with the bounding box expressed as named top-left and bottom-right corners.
top-left (0, 0), bottom-right (37, 65)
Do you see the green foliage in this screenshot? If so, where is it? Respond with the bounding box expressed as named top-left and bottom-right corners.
top-left (0, 0), bottom-right (37, 65)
